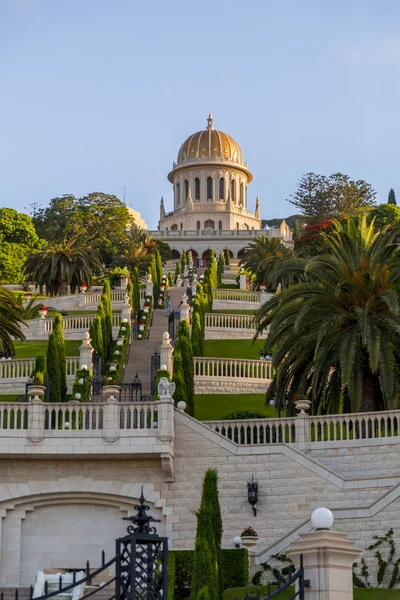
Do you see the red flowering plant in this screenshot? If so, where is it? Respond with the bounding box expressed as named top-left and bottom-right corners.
top-left (38, 305), bottom-right (48, 311)
top-left (241, 526), bottom-right (258, 537)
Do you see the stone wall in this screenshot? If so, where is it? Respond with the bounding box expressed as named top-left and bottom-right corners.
top-left (1, 411), bottom-right (400, 588)
top-left (195, 380), bottom-right (268, 394)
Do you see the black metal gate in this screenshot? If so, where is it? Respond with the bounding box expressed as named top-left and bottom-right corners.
top-left (150, 351), bottom-right (160, 397)
top-left (4, 490), bottom-right (168, 600)
top-left (257, 555), bottom-right (307, 600)
top-left (119, 376), bottom-right (151, 403)
top-left (168, 310), bottom-right (180, 340)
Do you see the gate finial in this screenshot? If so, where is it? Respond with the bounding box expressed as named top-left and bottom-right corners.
top-left (123, 486), bottom-right (161, 534)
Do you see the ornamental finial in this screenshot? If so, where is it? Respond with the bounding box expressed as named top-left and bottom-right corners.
top-left (207, 112), bottom-right (214, 130)
top-left (123, 486), bottom-right (160, 535)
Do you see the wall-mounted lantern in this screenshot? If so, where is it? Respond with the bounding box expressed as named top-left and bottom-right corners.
top-left (247, 475), bottom-right (259, 516)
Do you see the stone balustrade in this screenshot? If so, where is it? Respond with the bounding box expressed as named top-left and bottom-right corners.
top-left (204, 312), bottom-right (269, 339)
top-left (84, 290), bottom-right (126, 304)
top-left (0, 357), bottom-right (80, 394)
top-left (207, 417), bottom-right (297, 445)
top-left (309, 409), bottom-right (400, 444)
top-left (212, 289), bottom-right (261, 302)
top-left (23, 314), bottom-right (122, 340)
top-left (194, 357), bottom-right (273, 380)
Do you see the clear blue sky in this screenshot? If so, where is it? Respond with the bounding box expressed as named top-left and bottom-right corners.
top-left (1, 0), bottom-right (400, 229)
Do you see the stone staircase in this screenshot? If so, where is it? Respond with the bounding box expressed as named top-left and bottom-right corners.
top-left (122, 287), bottom-right (183, 395)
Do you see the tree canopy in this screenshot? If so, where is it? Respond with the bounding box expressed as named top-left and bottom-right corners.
top-left (287, 173), bottom-right (376, 224)
top-left (0, 209), bottom-right (44, 284)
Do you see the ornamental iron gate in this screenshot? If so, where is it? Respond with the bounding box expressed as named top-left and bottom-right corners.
top-left (167, 310), bottom-right (180, 340)
top-left (237, 556), bottom-right (307, 600)
top-left (2, 489), bottom-right (168, 600)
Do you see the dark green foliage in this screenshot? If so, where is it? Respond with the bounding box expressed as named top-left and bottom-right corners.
top-left (109, 266), bottom-right (128, 287)
top-left (190, 512), bottom-right (218, 600)
top-left (388, 188), bottom-right (396, 205)
top-left (72, 367), bottom-right (92, 402)
top-left (168, 551), bottom-right (176, 600)
top-left (195, 586), bottom-right (210, 600)
top-left (201, 469), bottom-right (223, 598)
top-left (132, 267), bottom-right (141, 313)
top-left (53, 313), bottom-right (67, 401)
top-left (367, 204), bottom-right (400, 229)
top-left (168, 272), bottom-right (173, 287)
top-left (222, 409), bottom-right (267, 420)
top-left (92, 315), bottom-right (104, 363)
top-left (34, 354), bottom-right (46, 379)
top-left (252, 553), bottom-right (294, 585)
top-left (169, 548), bottom-right (248, 598)
top-left (155, 249), bottom-right (163, 286)
top-left (224, 250), bottom-right (230, 266)
top-left (174, 261), bottom-right (181, 284)
top-left (353, 528), bottom-right (400, 588)
top-left (217, 254), bottom-right (224, 287)
top-left (191, 312), bottom-right (203, 357)
top-left (176, 321), bottom-right (194, 416)
top-left (181, 250), bottom-right (187, 271)
top-left (46, 332), bottom-right (61, 402)
top-left (153, 369), bottom-right (171, 400)
top-left (172, 350), bottom-right (186, 405)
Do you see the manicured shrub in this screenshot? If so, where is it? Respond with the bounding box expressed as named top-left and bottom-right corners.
top-left (181, 250), bottom-right (187, 271)
top-left (190, 513), bottom-right (218, 600)
top-left (34, 354), bottom-right (46, 379)
top-left (172, 349), bottom-right (186, 405)
top-left (46, 331), bottom-right (61, 402)
top-left (155, 249), bottom-right (163, 286)
top-left (200, 469), bottom-right (223, 597)
top-left (53, 313), bottom-right (67, 401)
top-left (132, 267), bottom-right (141, 313)
top-left (168, 272), bottom-right (173, 287)
top-left (222, 409), bottom-right (268, 420)
top-left (174, 261), bottom-right (181, 284)
top-left (217, 254), bottom-right (224, 287)
top-left (224, 250), bottom-right (230, 266)
top-left (176, 321), bottom-right (194, 415)
top-left (191, 311), bottom-right (203, 357)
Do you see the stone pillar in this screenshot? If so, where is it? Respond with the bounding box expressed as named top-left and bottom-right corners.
top-left (295, 399), bottom-right (311, 454)
top-left (176, 275), bottom-right (182, 288)
top-left (120, 275), bottom-right (128, 290)
top-left (180, 294), bottom-right (190, 322)
top-left (288, 530), bottom-right (359, 600)
top-left (27, 385), bottom-right (45, 443)
top-left (145, 275), bottom-right (154, 298)
top-left (260, 291), bottom-right (268, 305)
top-left (191, 275), bottom-right (198, 296)
top-left (121, 293), bottom-right (132, 322)
top-left (79, 332), bottom-right (94, 371)
top-left (159, 332), bottom-right (174, 374)
top-left (102, 386), bottom-right (121, 443)
top-left (239, 273), bottom-right (247, 290)
top-left (156, 380), bottom-right (175, 482)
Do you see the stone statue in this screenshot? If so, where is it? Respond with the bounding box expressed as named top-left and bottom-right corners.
top-left (146, 273), bottom-right (152, 282)
top-left (158, 377), bottom-right (176, 399)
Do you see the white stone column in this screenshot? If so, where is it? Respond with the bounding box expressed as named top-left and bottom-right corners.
top-left (120, 275), bottom-right (128, 290)
top-left (121, 293), bottom-right (132, 322)
top-left (159, 332), bottom-right (174, 374)
top-left (179, 294), bottom-right (190, 322)
top-left (79, 332), bottom-right (94, 371)
top-left (239, 273), bottom-right (247, 290)
top-left (27, 386), bottom-right (45, 443)
top-left (102, 386), bottom-right (121, 443)
top-left (145, 275), bottom-right (154, 298)
top-left (295, 399), bottom-right (311, 453)
top-left (288, 529), bottom-right (359, 600)
top-left (191, 275), bottom-right (198, 296)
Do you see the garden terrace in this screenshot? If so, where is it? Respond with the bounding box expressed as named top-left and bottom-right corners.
top-left (22, 313), bottom-right (122, 340)
top-left (205, 312), bottom-right (268, 339)
top-left (0, 357), bottom-right (79, 394)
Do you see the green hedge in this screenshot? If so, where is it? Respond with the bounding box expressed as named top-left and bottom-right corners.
top-left (169, 548), bottom-right (248, 599)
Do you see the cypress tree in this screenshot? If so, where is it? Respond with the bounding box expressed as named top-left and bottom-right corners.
top-left (133, 267), bottom-right (141, 313)
top-left (181, 250), bottom-right (187, 271)
top-left (217, 254), bottom-right (224, 287)
top-left (53, 313), bottom-right (67, 401)
top-left (34, 354), bottom-right (46, 378)
top-left (93, 315), bottom-right (104, 364)
top-left (176, 321), bottom-right (194, 416)
top-left (208, 250), bottom-right (218, 289)
top-left (168, 272), bottom-right (173, 287)
top-left (46, 332), bottom-right (61, 402)
top-left (201, 469), bottom-right (223, 597)
top-left (388, 188), bottom-right (397, 205)
top-left (172, 349), bottom-right (186, 405)
top-left (224, 249), bottom-right (230, 266)
top-left (191, 311), bottom-right (203, 357)
top-left (89, 320), bottom-right (97, 354)
top-left (174, 261), bottom-right (181, 284)
top-left (102, 280), bottom-right (113, 359)
top-left (155, 249), bottom-right (163, 286)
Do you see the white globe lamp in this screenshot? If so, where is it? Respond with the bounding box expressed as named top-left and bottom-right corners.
top-left (233, 536), bottom-right (241, 548)
top-left (311, 507), bottom-right (334, 530)
top-left (269, 399), bottom-right (275, 407)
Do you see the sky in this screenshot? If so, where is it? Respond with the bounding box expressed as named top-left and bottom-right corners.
top-left (2, 0), bottom-right (400, 229)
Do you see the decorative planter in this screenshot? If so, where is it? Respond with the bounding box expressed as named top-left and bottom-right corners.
top-left (259, 285), bottom-right (267, 292)
top-left (295, 399), bottom-right (311, 415)
top-left (138, 325), bottom-right (145, 331)
top-left (25, 293), bottom-right (32, 301)
top-left (103, 385), bottom-right (121, 400)
top-left (38, 310), bottom-right (47, 319)
top-left (27, 384), bottom-right (46, 402)
top-left (240, 536), bottom-right (258, 549)
top-left (143, 308), bottom-right (149, 314)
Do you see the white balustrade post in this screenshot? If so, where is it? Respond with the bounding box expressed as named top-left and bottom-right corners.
top-left (159, 332), bottom-right (174, 374)
top-left (260, 291), bottom-right (268, 305)
top-left (145, 274), bottom-right (154, 298)
top-left (176, 275), bottom-right (182, 288)
top-left (180, 294), bottom-right (190, 322)
top-left (295, 399), bottom-right (311, 453)
top-left (102, 386), bottom-right (121, 443)
top-left (239, 273), bottom-right (247, 290)
top-left (121, 293), bottom-right (132, 322)
top-left (120, 275), bottom-right (128, 290)
top-left (156, 379), bottom-right (175, 482)
top-left (79, 332), bottom-right (94, 371)
top-left (288, 516), bottom-right (359, 600)
top-left (27, 385), bottom-right (45, 443)
top-left (191, 275), bottom-right (198, 297)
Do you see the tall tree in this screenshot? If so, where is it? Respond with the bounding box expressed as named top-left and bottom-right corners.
top-left (53, 314), bottom-right (67, 401)
top-left (255, 216), bottom-right (400, 414)
top-left (46, 332), bottom-right (61, 402)
top-left (288, 173), bottom-right (376, 224)
top-left (239, 236), bottom-right (292, 289)
top-left (388, 189), bottom-right (397, 205)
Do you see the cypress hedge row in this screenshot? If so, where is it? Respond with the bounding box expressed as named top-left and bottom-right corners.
top-left (173, 321), bottom-right (194, 415)
top-left (89, 279), bottom-right (113, 370)
top-left (45, 313), bottom-right (67, 402)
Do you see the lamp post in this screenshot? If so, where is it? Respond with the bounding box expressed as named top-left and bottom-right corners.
top-left (247, 475), bottom-right (259, 517)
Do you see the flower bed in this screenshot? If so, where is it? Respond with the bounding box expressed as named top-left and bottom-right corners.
top-left (104, 321), bottom-right (131, 382)
top-left (156, 275), bottom-right (168, 309)
top-left (137, 296), bottom-right (153, 339)
top-left (71, 367), bottom-right (92, 402)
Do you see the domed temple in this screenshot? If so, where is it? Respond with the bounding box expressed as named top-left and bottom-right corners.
top-left (151, 114), bottom-right (292, 259)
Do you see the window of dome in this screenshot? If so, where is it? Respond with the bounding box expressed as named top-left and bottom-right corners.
top-left (231, 180), bottom-right (236, 203)
top-left (196, 221), bottom-right (200, 230)
top-left (171, 224), bottom-right (178, 230)
top-left (219, 178), bottom-right (225, 200)
top-left (195, 178), bottom-right (200, 201)
top-left (204, 220), bottom-right (215, 229)
top-left (218, 220), bottom-right (222, 230)
top-left (207, 177), bottom-right (213, 201)
top-left (184, 180), bottom-right (189, 201)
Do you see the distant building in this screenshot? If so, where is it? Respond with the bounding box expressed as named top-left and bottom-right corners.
top-left (126, 206), bottom-right (148, 230)
top-left (150, 114), bottom-right (292, 260)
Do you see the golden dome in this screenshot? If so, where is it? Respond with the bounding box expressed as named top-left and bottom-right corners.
top-left (177, 114), bottom-right (244, 165)
top-left (168, 114), bottom-right (252, 183)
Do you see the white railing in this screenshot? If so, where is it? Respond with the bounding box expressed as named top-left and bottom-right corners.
top-left (119, 403), bottom-right (158, 430)
top-left (0, 357), bottom-right (79, 380)
top-left (206, 417), bottom-right (297, 445)
top-left (309, 410), bottom-right (400, 443)
top-left (84, 290), bottom-right (126, 304)
top-left (44, 314), bottom-right (122, 332)
top-left (44, 403), bottom-right (104, 431)
top-left (194, 357), bottom-right (272, 380)
top-left (212, 289), bottom-right (261, 302)
top-left (205, 313), bottom-right (256, 329)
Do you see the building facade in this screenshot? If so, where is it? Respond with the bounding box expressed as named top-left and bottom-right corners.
top-left (152, 115), bottom-right (292, 259)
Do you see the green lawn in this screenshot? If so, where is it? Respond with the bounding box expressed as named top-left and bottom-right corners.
top-left (0, 395), bottom-right (20, 402)
top-left (203, 339), bottom-right (265, 360)
top-left (223, 586), bottom-right (399, 600)
top-left (13, 340), bottom-right (80, 358)
top-left (195, 394), bottom-right (275, 421)
top-left (212, 310), bottom-right (256, 315)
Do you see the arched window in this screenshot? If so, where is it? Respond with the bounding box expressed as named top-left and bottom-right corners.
top-left (236, 222), bottom-right (240, 230)
top-left (197, 220), bottom-right (201, 230)
top-left (218, 220), bottom-right (223, 230)
top-left (207, 176), bottom-right (213, 200)
top-left (231, 180), bottom-right (236, 203)
top-left (204, 219), bottom-right (215, 229)
top-left (195, 178), bottom-right (200, 201)
top-left (180, 223), bottom-right (183, 230)
top-left (219, 177), bottom-right (225, 200)
top-left (176, 183), bottom-right (180, 206)
top-left (240, 183), bottom-right (244, 206)
top-left (171, 224), bottom-right (178, 230)
top-left (184, 179), bottom-right (189, 201)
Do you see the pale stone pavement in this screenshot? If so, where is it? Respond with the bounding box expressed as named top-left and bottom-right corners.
top-left (122, 287), bottom-right (183, 395)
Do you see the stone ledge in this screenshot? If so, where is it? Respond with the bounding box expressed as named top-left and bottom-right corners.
top-left (195, 380), bottom-right (268, 394)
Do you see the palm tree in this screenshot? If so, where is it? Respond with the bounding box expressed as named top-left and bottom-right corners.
top-left (24, 240), bottom-right (102, 296)
top-left (255, 217), bottom-right (400, 414)
top-left (0, 287), bottom-right (25, 355)
top-left (15, 295), bottom-right (56, 319)
top-left (239, 236), bottom-right (292, 290)
top-left (118, 225), bottom-right (162, 274)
